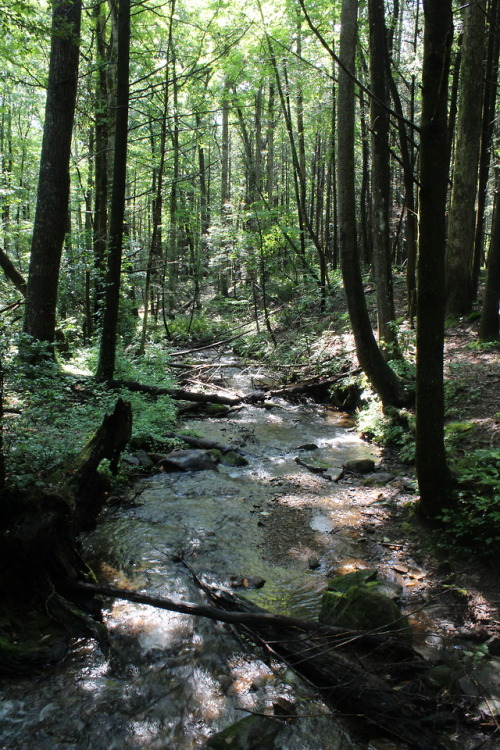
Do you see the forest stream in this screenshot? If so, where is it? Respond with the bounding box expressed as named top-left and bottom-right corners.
top-left (0, 354), bottom-right (456, 750)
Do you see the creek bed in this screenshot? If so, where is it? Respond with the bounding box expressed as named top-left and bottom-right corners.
top-left (0, 372), bottom-right (381, 749)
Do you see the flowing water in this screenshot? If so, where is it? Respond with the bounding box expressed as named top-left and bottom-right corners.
top-left (0, 358), bottom-right (380, 750)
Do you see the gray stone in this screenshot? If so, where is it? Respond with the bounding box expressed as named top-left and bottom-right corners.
top-left (294, 456), bottom-right (329, 473)
top-left (157, 449), bottom-right (218, 472)
top-left (371, 472), bottom-right (395, 484)
top-left (323, 466), bottom-right (344, 482)
top-left (343, 458), bottom-right (376, 474)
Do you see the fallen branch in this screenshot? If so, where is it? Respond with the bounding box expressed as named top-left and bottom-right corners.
top-left (267, 368), bottom-right (361, 398)
top-left (169, 329), bottom-right (251, 357)
top-left (193, 579), bottom-right (448, 750)
top-left (69, 579), bottom-right (412, 653)
top-left (68, 577), bottom-right (444, 749)
top-left (106, 378), bottom-right (264, 406)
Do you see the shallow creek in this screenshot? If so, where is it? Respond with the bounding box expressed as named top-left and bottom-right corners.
top-left (0, 359), bottom-right (383, 750)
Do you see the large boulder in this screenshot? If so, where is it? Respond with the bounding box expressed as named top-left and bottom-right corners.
top-left (319, 570), bottom-right (410, 638)
top-left (157, 449), bottom-right (218, 472)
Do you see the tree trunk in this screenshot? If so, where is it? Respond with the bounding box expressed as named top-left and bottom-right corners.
top-left (23, 0), bottom-right (81, 346)
top-left (96, 0), bottom-right (130, 381)
top-left (337, 0), bottom-right (407, 409)
top-left (473, 0), bottom-right (500, 294)
top-left (0, 355), bottom-right (5, 489)
top-left (479, 171), bottom-right (500, 341)
top-left (92, 0), bottom-right (110, 327)
top-left (446, 1), bottom-right (486, 316)
top-left (415, 0), bottom-right (454, 519)
top-left (368, 0), bottom-right (398, 354)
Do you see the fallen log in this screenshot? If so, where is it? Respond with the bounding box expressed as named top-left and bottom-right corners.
top-left (267, 368), bottom-right (361, 398)
top-left (67, 579), bottom-right (413, 655)
top-left (71, 398), bottom-right (132, 530)
top-left (0, 399), bottom-right (133, 675)
top-left (188, 574), bottom-right (448, 750)
top-left (106, 378), bottom-right (265, 406)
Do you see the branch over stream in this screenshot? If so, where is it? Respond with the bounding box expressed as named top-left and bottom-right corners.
top-left (70, 578), bottom-right (448, 750)
top-left (105, 368), bottom-right (361, 407)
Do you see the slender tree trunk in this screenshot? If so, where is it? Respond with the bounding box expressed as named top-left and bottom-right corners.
top-left (219, 81), bottom-right (230, 297)
top-left (368, 0), bottom-right (398, 354)
top-left (479, 168), bottom-right (500, 341)
top-left (415, 0), bottom-right (454, 519)
top-left (473, 0), bottom-right (500, 294)
top-left (24, 0), bottom-right (82, 346)
top-left (266, 82), bottom-right (275, 207)
top-left (0, 355), bottom-right (4, 489)
top-left (93, 0), bottom-right (110, 324)
top-left (138, 73), bottom-right (169, 356)
top-left (96, 0), bottom-right (130, 381)
top-left (446, 1), bottom-right (486, 316)
top-left (337, 0), bottom-right (406, 409)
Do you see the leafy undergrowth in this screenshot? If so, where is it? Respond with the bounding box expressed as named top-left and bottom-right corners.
top-left (2, 337), bottom-right (178, 488)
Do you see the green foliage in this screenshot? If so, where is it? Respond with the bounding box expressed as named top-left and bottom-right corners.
top-left (438, 448), bottom-right (500, 558)
top-left (444, 420), bottom-right (477, 451)
top-left (356, 395), bottom-right (415, 463)
top-left (2, 342), bottom-right (178, 484)
top-left (167, 312), bottom-right (232, 345)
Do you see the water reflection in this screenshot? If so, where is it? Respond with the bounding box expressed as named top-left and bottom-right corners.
top-left (0, 392), bottom-right (375, 749)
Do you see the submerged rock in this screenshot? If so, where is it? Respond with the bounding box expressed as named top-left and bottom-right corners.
top-left (206, 713), bottom-right (282, 750)
top-left (230, 575), bottom-right (266, 589)
top-left (157, 449), bottom-right (218, 472)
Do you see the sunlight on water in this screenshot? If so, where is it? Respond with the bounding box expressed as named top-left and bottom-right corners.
top-left (0, 385), bottom-right (377, 749)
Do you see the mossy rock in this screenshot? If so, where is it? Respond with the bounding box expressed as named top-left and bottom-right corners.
top-left (320, 570), bottom-right (410, 638)
top-left (207, 714), bottom-right (281, 749)
top-left (0, 636), bottom-right (68, 676)
top-left (204, 403), bottom-right (231, 416)
top-left (220, 450), bottom-right (249, 467)
top-left (319, 587), bottom-right (409, 637)
top-left (208, 449), bottom-right (224, 463)
top-left (326, 569), bottom-right (378, 593)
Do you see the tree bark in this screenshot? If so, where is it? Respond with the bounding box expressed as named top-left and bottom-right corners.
top-left (445, 1), bottom-right (486, 316)
top-left (337, 0), bottom-right (407, 408)
top-left (479, 172), bottom-right (500, 341)
top-left (473, 0), bottom-right (500, 294)
top-left (23, 0), bottom-right (81, 345)
top-left (415, 0), bottom-right (454, 519)
top-left (96, 0), bottom-right (130, 381)
top-left (368, 0), bottom-right (398, 354)
top-left (92, 0), bottom-right (110, 329)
